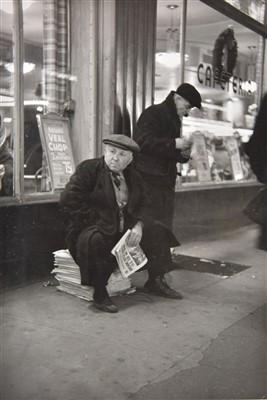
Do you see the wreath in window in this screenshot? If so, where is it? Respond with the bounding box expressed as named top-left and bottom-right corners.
top-left (212, 26), bottom-right (238, 83)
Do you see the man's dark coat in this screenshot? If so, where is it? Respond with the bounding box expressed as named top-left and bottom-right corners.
top-left (133, 91), bottom-right (189, 188)
top-left (245, 93), bottom-right (267, 184)
top-left (60, 157), bottom-right (179, 266)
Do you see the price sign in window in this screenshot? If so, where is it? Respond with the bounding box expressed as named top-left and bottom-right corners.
top-left (37, 114), bottom-right (75, 191)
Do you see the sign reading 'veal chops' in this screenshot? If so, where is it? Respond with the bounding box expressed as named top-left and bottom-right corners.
top-left (37, 113), bottom-right (75, 191)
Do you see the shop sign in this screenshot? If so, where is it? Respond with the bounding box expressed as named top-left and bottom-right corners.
top-left (197, 62), bottom-right (254, 97)
top-left (36, 113), bottom-right (75, 191)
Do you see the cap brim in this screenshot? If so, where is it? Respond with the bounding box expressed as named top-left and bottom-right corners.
top-left (103, 139), bottom-right (137, 153)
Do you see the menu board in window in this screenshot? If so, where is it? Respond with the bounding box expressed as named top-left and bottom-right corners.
top-left (192, 133), bottom-right (212, 182)
top-left (36, 113), bottom-right (75, 191)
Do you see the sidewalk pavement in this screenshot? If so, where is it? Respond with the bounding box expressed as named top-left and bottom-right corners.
top-left (1, 224), bottom-right (266, 400)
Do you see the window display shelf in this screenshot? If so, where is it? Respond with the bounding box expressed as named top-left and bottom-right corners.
top-left (178, 117), bottom-right (255, 188)
top-left (182, 117), bottom-right (253, 138)
top-left (176, 179), bottom-right (259, 192)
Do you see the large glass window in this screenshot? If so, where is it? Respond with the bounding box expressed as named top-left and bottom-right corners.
top-left (155, 0), bottom-right (265, 188)
top-left (0, 0), bottom-right (70, 202)
top-left (183, 1), bottom-right (263, 185)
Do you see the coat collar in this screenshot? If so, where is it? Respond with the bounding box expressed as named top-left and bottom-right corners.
top-left (99, 158), bottom-right (118, 209)
top-left (164, 91), bottom-right (178, 115)
top-left (164, 91), bottom-right (181, 126)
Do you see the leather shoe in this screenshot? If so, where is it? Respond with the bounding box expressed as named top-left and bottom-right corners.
top-left (144, 276), bottom-right (183, 299)
top-left (93, 296), bottom-right (118, 313)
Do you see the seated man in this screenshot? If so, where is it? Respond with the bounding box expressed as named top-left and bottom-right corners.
top-left (60, 134), bottom-right (182, 313)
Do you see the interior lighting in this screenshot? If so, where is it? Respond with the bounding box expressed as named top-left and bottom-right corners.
top-left (156, 52), bottom-right (189, 68)
top-left (156, 4), bottom-right (188, 68)
top-left (241, 80), bottom-right (257, 94)
top-left (248, 103), bottom-right (257, 112)
top-left (5, 62), bottom-right (35, 74)
top-left (0, 98), bottom-right (49, 107)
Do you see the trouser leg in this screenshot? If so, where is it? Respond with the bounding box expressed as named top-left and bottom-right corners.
top-left (141, 222), bottom-right (183, 300)
top-left (76, 231), bottom-right (118, 301)
top-left (140, 222), bottom-right (173, 279)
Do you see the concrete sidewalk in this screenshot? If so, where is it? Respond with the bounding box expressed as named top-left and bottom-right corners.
top-left (1, 224), bottom-right (266, 400)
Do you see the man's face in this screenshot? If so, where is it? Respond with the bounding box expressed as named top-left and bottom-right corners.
top-left (174, 94), bottom-right (192, 118)
top-left (104, 144), bottom-right (133, 173)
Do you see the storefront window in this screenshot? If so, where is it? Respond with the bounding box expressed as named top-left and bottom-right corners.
top-left (0, 0), bottom-right (70, 202)
top-left (0, 2), bottom-right (14, 197)
top-left (155, 0), bottom-right (265, 188)
top-left (182, 1), bottom-right (263, 185)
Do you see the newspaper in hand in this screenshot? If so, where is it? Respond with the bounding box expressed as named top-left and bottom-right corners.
top-left (111, 229), bottom-right (148, 278)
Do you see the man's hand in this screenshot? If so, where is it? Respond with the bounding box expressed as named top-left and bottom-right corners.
top-left (127, 221), bottom-right (143, 247)
top-left (175, 137), bottom-right (193, 151)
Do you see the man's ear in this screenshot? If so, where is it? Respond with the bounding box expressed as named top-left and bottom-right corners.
top-left (127, 152), bottom-right (133, 165)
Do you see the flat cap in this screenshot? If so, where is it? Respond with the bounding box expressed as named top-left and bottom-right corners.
top-left (103, 134), bottom-right (140, 153)
top-left (176, 83), bottom-right (202, 109)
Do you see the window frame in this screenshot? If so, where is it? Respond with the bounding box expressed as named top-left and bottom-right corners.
top-left (0, 0), bottom-right (70, 207)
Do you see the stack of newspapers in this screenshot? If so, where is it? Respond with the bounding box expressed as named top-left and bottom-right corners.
top-left (52, 249), bottom-right (135, 301)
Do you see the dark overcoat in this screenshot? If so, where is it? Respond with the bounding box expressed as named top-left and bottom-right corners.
top-left (133, 91), bottom-right (189, 188)
top-left (244, 93), bottom-right (267, 250)
top-left (59, 157), bottom-right (179, 264)
top-left (245, 93), bottom-right (267, 184)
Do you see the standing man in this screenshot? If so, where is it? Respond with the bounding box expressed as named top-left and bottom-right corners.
top-left (60, 134), bottom-right (182, 314)
top-left (133, 83), bottom-right (202, 231)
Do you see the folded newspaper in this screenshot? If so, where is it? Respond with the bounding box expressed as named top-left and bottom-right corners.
top-left (111, 229), bottom-right (148, 278)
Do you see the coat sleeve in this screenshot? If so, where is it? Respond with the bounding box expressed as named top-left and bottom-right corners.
top-left (134, 107), bottom-right (189, 163)
top-left (133, 172), bottom-right (154, 228)
top-left (59, 161), bottom-right (98, 230)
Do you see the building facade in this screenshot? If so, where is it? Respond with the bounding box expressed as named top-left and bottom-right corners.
top-left (0, 0), bottom-right (266, 285)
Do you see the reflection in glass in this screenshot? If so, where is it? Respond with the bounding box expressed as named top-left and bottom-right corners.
top-left (23, 0), bottom-right (69, 194)
top-left (184, 1), bottom-right (263, 127)
top-left (155, 1), bottom-right (183, 103)
top-left (0, 4), bottom-right (14, 196)
top-left (22, 0), bottom-right (46, 194)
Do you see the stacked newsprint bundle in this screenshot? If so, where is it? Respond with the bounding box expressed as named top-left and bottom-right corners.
top-left (52, 249), bottom-right (135, 301)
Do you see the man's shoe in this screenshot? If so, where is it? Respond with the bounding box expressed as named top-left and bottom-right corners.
top-left (93, 296), bottom-right (118, 313)
top-left (144, 276), bottom-right (183, 299)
